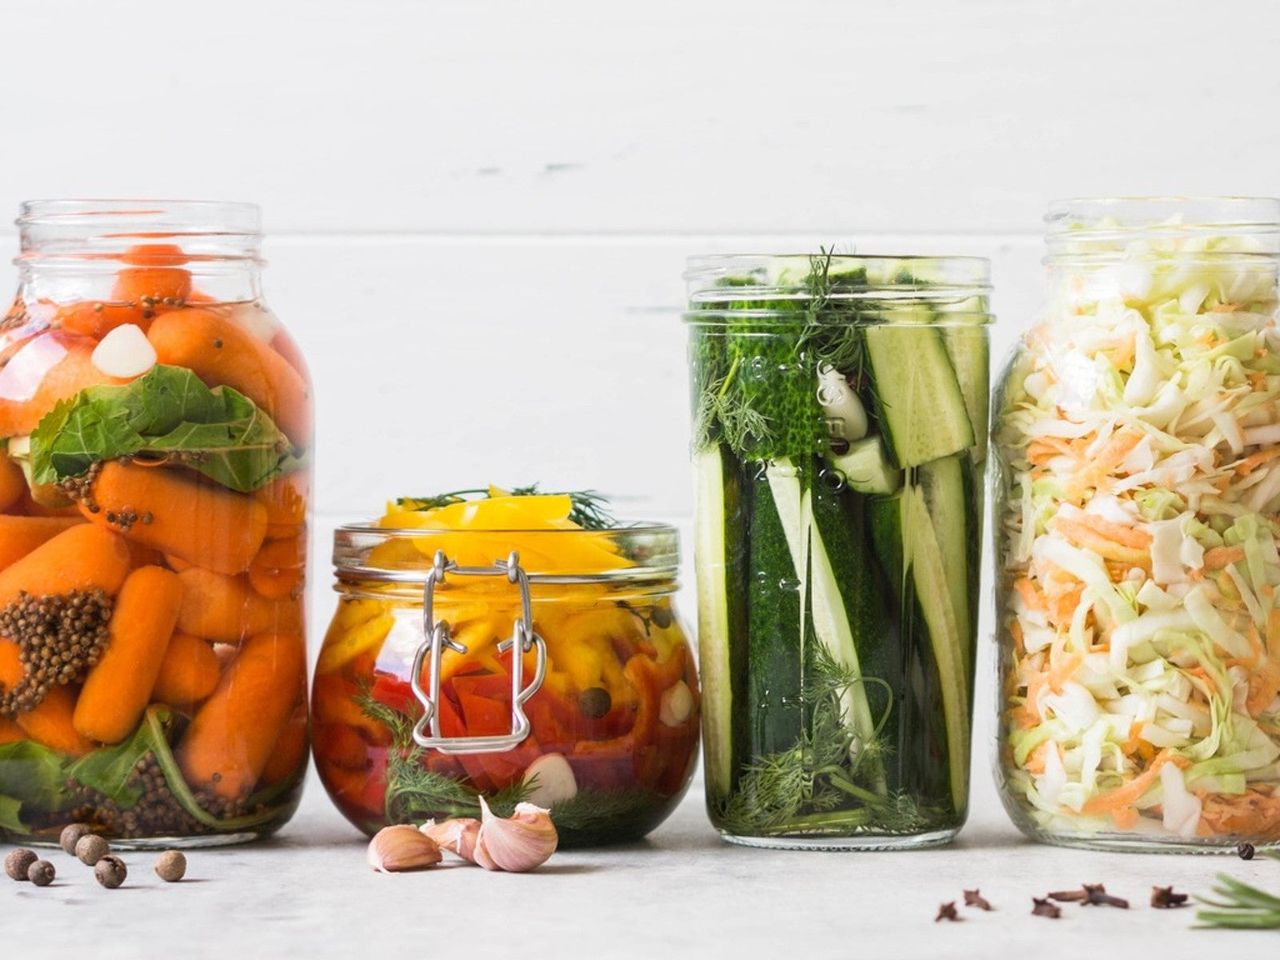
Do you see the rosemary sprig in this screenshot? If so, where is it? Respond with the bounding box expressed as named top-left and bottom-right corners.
top-left (1197, 873), bottom-right (1280, 929)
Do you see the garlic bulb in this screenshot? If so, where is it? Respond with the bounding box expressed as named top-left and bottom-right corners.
top-left (421, 817), bottom-right (480, 861)
top-left (367, 825), bottom-right (442, 873)
top-left (472, 798), bottom-right (558, 872)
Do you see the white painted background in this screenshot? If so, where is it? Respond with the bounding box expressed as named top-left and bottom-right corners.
top-left (3, 2), bottom-right (1280, 954)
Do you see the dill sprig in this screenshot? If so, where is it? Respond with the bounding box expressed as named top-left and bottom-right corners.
top-left (1197, 873), bottom-right (1280, 929)
top-left (396, 485), bottom-right (617, 530)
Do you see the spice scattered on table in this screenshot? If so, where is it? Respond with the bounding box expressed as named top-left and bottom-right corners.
top-left (75, 834), bottom-right (111, 866)
top-left (27, 860), bottom-right (55, 887)
top-left (935, 902), bottom-right (961, 922)
top-left (1032, 898), bottom-right (1061, 919)
top-left (94, 855), bottom-right (127, 889)
top-left (1151, 886), bottom-right (1189, 909)
top-left (154, 850), bottom-right (186, 882)
top-left (1047, 884), bottom-right (1128, 908)
top-left (963, 889), bottom-right (993, 911)
top-left (5, 848), bottom-right (37, 881)
top-left (59, 823), bottom-right (93, 856)
top-left (1237, 842), bottom-right (1255, 861)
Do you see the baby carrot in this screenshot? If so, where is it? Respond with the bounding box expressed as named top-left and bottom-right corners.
top-left (73, 566), bottom-right (183, 744)
top-left (111, 243), bottom-right (192, 306)
top-left (148, 308), bottom-right (312, 446)
top-left (151, 631), bottom-right (222, 709)
top-left (248, 535), bottom-right (304, 600)
top-left (54, 301), bottom-right (147, 339)
top-left (0, 638), bottom-right (23, 691)
top-left (16, 685), bottom-right (94, 755)
top-left (179, 631), bottom-right (307, 798)
top-left (0, 454), bottom-right (25, 513)
top-left (0, 523), bottom-right (131, 607)
top-left (254, 473), bottom-right (308, 540)
top-left (260, 704), bottom-right (309, 786)
top-left (0, 516), bottom-right (83, 571)
top-left (82, 461), bottom-right (268, 575)
top-left (175, 567), bottom-right (294, 644)
top-left (0, 716), bottom-right (23, 744)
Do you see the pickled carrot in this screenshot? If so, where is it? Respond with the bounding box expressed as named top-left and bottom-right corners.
top-left (254, 472), bottom-right (308, 540)
top-left (148, 309), bottom-right (312, 446)
top-left (54, 301), bottom-right (147, 339)
top-left (73, 566), bottom-right (183, 743)
top-left (1203, 546), bottom-right (1247, 571)
top-left (0, 516), bottom-right (83, 571)
top-left (260, 706), bottom-right (308, 786)
top-left (248, 535), bottom-right (304, 599)
top-left (0, 455), bottom-right (25, 513)
top-left (0, 716), bottom-right (23, 744)
top-left (1080, 750), bottom-right (1188, 816)
top-left (0, 333), bottom-right (125, 438)
top-left (82, 461), bottom-right (268, 575)
top-left (16, 685), bottom-right (94, 756)
top-left (0, 638), bottom-right (22, 690)
top-left (179, 631), bottom-right (307, 798)
top-left (0, 523), bottom-right (131, 607)
top-left (151, 632), bottom-right (222, 708)
top-left (111, 244), bottom-right (192, 306)
top-left (175, 567), bottom-right (290, 644)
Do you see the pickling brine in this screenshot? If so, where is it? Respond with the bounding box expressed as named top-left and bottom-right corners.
top-left (0, 201), bottom-right (310, 847)
top-left (995, 198), bottom-right (1280, 850)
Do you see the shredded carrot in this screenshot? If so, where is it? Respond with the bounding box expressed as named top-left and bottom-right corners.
top-left (1080, 750), bottom-right (1189, 816)
top-left (1015, 577), bottom-right (1048, 613)
top-left (1025, 741), bottom-right (1051, 775)
top-left (1202, 546), bottom-right (1246, 571)
top-left (1048, 652), bottom-right (1083, 693)
top-left (1110, 806), bottom-right (1140, 830)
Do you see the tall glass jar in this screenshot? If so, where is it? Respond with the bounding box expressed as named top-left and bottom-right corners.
top-left (0, 200), bottom-right (311, 847)
top-left (995, 197), bottom-right (1280, 851)
top-left (312, 520), bottom-right (700, 846)
top-left (685, 254), bottom-right (992, 848)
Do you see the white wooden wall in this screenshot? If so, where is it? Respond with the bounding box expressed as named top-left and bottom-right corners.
top-left (2, 0), bottom-right (1278, 667)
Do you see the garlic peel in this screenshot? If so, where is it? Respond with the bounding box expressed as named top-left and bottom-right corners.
top-left (472, 797), bottom-right (558, 872)
top-left (367, 825), bottom-right (442, 873)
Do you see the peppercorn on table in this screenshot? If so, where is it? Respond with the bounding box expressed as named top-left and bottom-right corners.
top-left (4, 766), bottom-right (1279, 959)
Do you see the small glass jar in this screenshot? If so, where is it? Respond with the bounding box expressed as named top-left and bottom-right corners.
top-left (0, 200), bottom-right (311, 847)
top-left (994, 197), bottom-right (1280, 851)
top-left (685, 254), bottom-right (992, 848)
top-left (312, 521), bottom-right (700, 846)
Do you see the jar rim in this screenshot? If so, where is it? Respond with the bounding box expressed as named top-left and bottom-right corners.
top-left (332, 521), bottom-right (680, 585)
top-left (18, 198), bottom-right (261, 233)
top-left (1045, 196), bottom-right (1280, 236)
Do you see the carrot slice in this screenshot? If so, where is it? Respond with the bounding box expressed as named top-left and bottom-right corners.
top-left (82, 462), bottom-right (268, 576)
top-left (73, 566), bottom-right (183, 743)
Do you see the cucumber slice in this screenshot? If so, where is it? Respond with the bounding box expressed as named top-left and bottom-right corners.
top-left (918, 455), bottom-right (971, 645)
top-left (868, 486), bottom-right (971, 812)
top-left (942, 324), bottom-right (990, 463)
top-left (693, 445), bottom-right (737, 797)
top-left (831, 436), bottom-right (902, 495)
top-left (864, 324), bottom-right (974, 468)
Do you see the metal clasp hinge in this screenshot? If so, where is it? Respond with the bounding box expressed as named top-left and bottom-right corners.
top-left (410, 549), bottom-right (547, 754)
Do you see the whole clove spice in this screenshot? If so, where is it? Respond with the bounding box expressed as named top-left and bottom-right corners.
top-left (963, 889), bottom-right (993, 911)
top-left (1151, 886), bottom-right (1189, 909)
top-left (1048, 888), bottom-right (1088, 903)
top-left (1081, 883), bottom-right (1129, 909)
top-left (1032, 897), bottom-right (1062, 919)
top-left (935, 901), bottom-right (961, 922)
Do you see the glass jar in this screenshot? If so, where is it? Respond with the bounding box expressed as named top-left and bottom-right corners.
top-left (685, 254), bottom-right (992, 848)
top-left (995, 197), bottom-right (1280, 851)
top-left (0, 200), bottom-right (311, 847)
top-left (312, 521), bottom-right (700, 846)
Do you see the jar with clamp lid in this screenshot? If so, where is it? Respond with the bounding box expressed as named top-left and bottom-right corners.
top-left (312, 503), bottom-right (700, 846)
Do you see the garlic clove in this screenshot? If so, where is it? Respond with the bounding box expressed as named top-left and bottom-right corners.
top-left (421, 817), bottom-right (481, 862)
top-left (522, 753), bottom-right (578, 806)
top-left (472, 797), bottom-right (558, 873)
top-left (367, 825), bottom-right (442, 873)
top-left (91, 324), bottom-right (156, 378)
top-left (659, 680), bottom-right (694, 727)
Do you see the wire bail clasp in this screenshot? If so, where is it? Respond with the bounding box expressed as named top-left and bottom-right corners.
top-left (410, 550), bottom-right (547, 754)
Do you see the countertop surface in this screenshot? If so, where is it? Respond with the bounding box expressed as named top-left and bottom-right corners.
top-left (5, 769), bottom-right (1279, 959)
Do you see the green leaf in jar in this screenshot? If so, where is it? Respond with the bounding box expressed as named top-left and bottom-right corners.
top-left (29, 364), bottom-right (301, 493)
top-left (64, 717), bottom-right (159, 809)
top-left (0, 739), bottom-right (71, 815)
top-left (0, 793), bottom-right (26, 832)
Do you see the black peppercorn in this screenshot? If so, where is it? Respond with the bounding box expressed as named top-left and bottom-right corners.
top-left (578, 687), bottom-right (612, 718)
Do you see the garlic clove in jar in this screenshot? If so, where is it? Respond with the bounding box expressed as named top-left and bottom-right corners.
top-left (91, 323), bottom-right (157, 378)
top-left (522, 753), bottom-right (578, 807)
top-left (421, 817), bottom-right (481, 861)
top-left (472, 798), bottom-right (558, 872)
top-left (367, 825), bottom-right (443, 873)
top-left (659, 680), bottom-right (694, 727)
